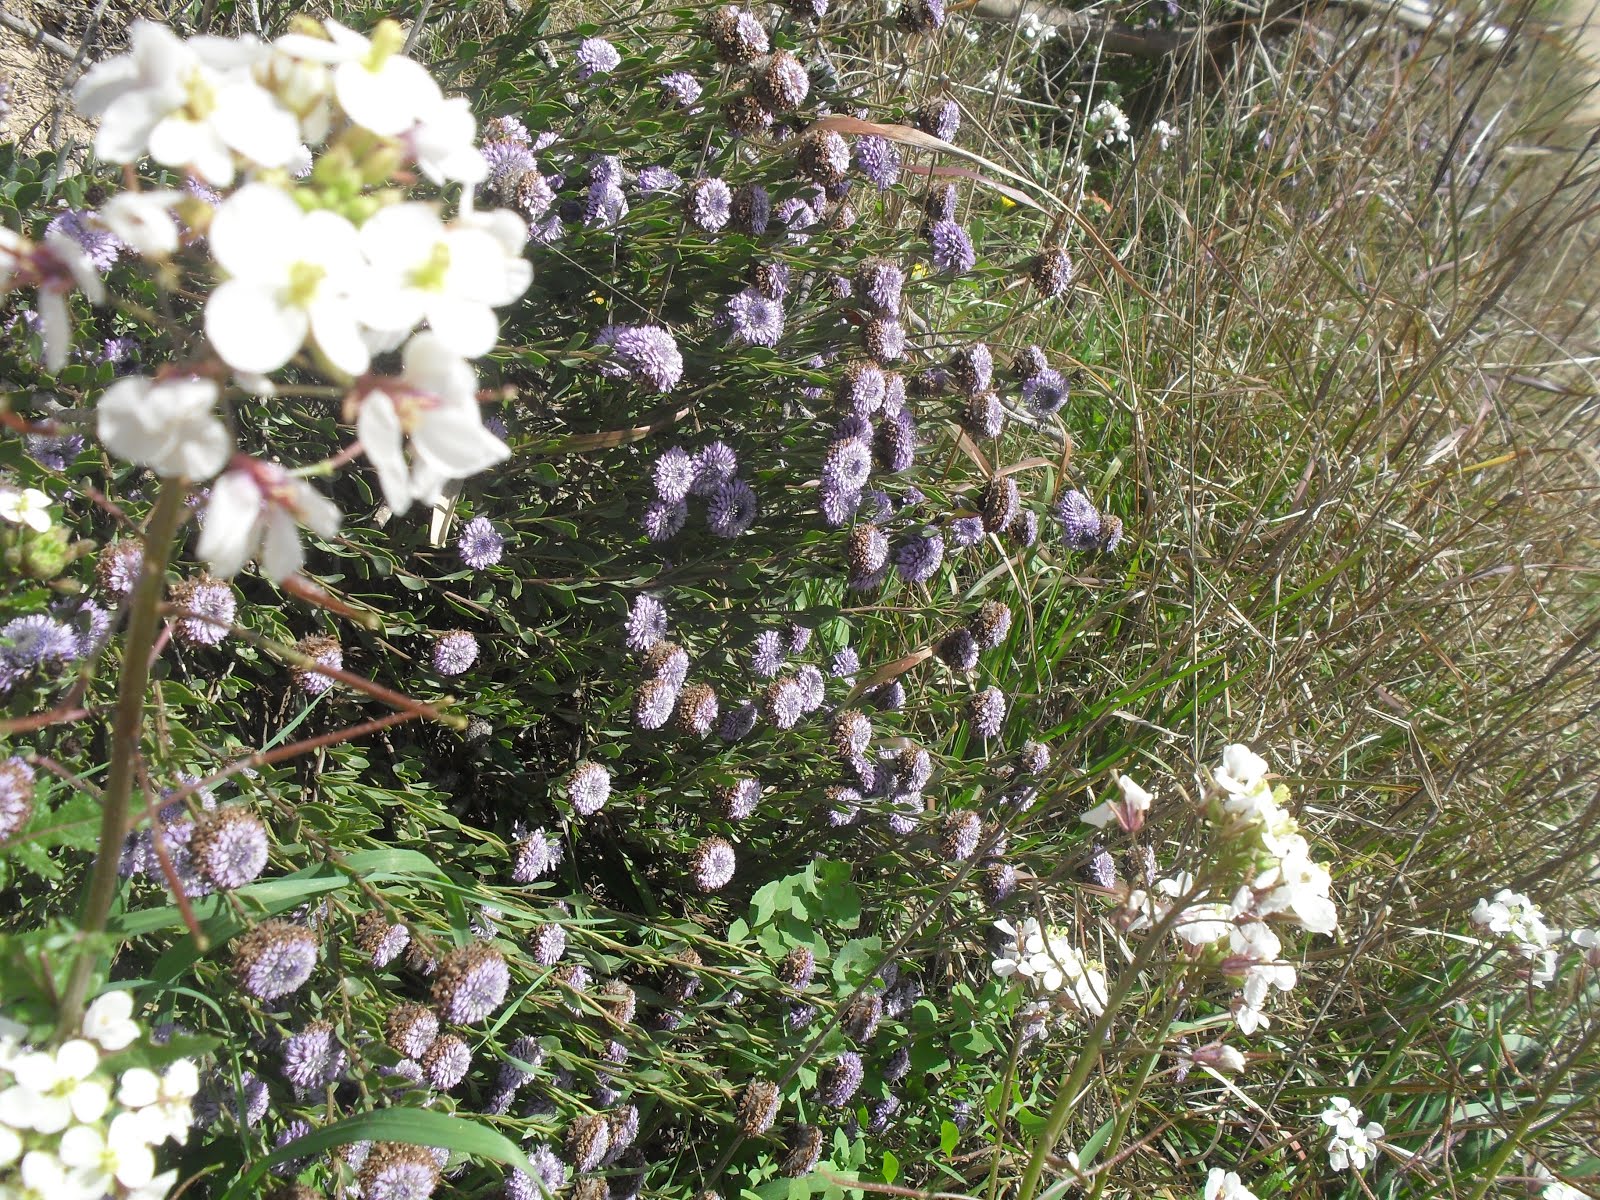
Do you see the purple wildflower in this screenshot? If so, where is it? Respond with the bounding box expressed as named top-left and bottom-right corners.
top-left (720, 778), bottom-right (761, 820)
top-left (423, 1035), bottom-right (472, 1089)
top-left (718, 700), bottom-right (758, 741)
top-left (830, 647), bottom-right (860, 677)
top-left (624, 594), bottom-right (668, 652)
top-left (0, 757), bottom-right (36, 843)
top-left (1056, 489), bottom-right (1102, 550)
top-left (687, 177), bottom-right (733, 233)
top-left (0, 613), bottom-right (79, 691)
top-left (512, 825), bottom-right (563, 883)
top-left (24, 431), bottom-right (83, 469)
top-left (857, 259), bottom-right (903, 315)
top-left (46, 208), bottom-right (121, 271)
top-left (918, 98), bottom-right (960, 140)
top-left (874, 411), bottom-right (917, 473)
top-left (822, 437), bottom-right (873, 492)
top-left (689, 836), bottom-right (737, 891)
top-left (795, 665), bottom-right (826, 712)
top-left (654, 446), bottom-right (699, 502)
top-left (691, 441), bottom-right (738, 494)
top-left (432, 631), bottom-right (479, 676)
top-left (865, 317), bottom-right (905, 363)
top-left (642, 498), bottom-right (688, 542)
top-left (191, 807), bottom-right (269, 890)
top-left (637, 165), bottom-right (683, 194)
top-left (576, 37), bottom-right (621, 80)
top-left (732, 183), bottom-right (772, 234)
top-left (929, 218), bottom-right (976, 272)
top-left (763, 678), bottom-right (805, 729)
top-left (482, 140), bottom-right (537, 185)
top-left (434, 944), bottom-right (510, 1024)
top-left (659, 72), bottom-right (703, 108)
top-left (818, 1052), bottom-right (864, 1106)
top-left (787, 623), bottom-right (812, 654)
top-left (855, 136), bottom-right (901, 188)
top-left (642, 641), bottom-right (689, 690)
top-left (751, 630), bottom-right (786, 678)
top-left (584, 178), bottom-right (628, 228)
top-left (566, 761), bottom-right (612, 816)
top-left (936, 627), bottom-right (979, 670)
top-left (706, 479), bottom-right (758, 537)
top-left (776, 196), bottom-right (818, 236)
top-left (483, 115), bottom-right (530, 144)
top-left (1007, 507), bottom-right (1039, 548)
top-left (283, 1021), bottom-right (348, 1090)
top-left (724, 287), bottom-right (785, 348)
top-left (949, 516), bottom-right (985, 548)
top-left (819, 485), bottom-right (862, 528)
top-left (896, 529), bottom-right (945, 584)
top-left (595, 324), bottom-right (684, 393)
top-left (233, 920), bottom-right (318, 1001)
top-left (969, 687), bottom-right (1007, 737)
top-left (634, 679), bottom-right (677, 730)
top-left (458, 516), bottom-right (506, 570)
top-left (1022, 368), bottom-right (1069, 415)
top-left (531, 922), bottom-right (567, 966)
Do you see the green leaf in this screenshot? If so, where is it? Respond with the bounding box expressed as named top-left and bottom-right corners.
top-left (881, 1150), bottom-right (899, 1185)
top-left (220, 1106), bottom-right (533, 1200)
top-left (1077, 1117), bottom-right (1116, 1169)
top-left (940, 1121), bottom-right (959, 1155)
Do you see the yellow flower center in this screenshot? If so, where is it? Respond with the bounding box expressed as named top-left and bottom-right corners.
top-left (182, 67), bottom-right (216, 120)
top-left (363, 20), bottom-right (406, 71)
top-left (409, 242), bottom-right (450, 293)
top-left (286, 261), bottom-right (326, 307)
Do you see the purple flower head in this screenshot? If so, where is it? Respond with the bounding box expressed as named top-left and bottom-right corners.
top-left (753, 260), bottom-right (791, 301)
top-left (952, 343), bottom-right (993, 394)
top-left (24, 431), bottom-right (83, 469)
top-left (827, 786), bottom-right (861, 825)
top-left (0, 757), bottom-right (36, 843)
top-left (1019, 740), bottom-right (1051, 775)
top-left (483, 115), bottom-right (531, 144)
top-left (819, 1052), bottom-right (864, 1106)
top-left (531, 922), bottom-right (567, 966)
top-left (949, 516), bottom-right (985, 548)
top-left (432, 630), bottom-right (479, 676)
top-left (191, 807), bottom-right (269, 890)
top-left (659, 72), bottom-right (703, 108)
top-left (482, 139), bottom-right (537, 186)
top-left (795, 664), bottom-right (826, 712)
top-left (566, 761), bottom-right (612, 816)
top-left (930, 219), bottom-right (976, 272)
top-left (857, 259), bottom-right (904, 315)
top-left (918, 98), bottom-right (961, 141)
top-left (964, 391), bottom-right (1004, 439)
top-left (855, 136), bottom-right (901, 189)
top-left (874, 411), bottom-right (917, 473)
top-left (642, 497), bottom-right (688, 542)
top-left (283, 1021), bottom-right (348, 1090)
top-left (687, 177), bottom-right (733, 233)
top-left (637, 165), bottom-right (683, 194)
top-left (1007, 507), bottom-right (1039, 549)
top-left (720, 777), bottom-right (761, 820)
top-left (899, 0), bottom-right (946, 31)
top-left (634, 679), bottom-right (677, 729)
top-left (654, 446), bottom-right (699, 502)
top-left (865, 317), bottom-right (905, 363)
top-left (1023, 368), bottom-right (1069, 415)
top-left (839, 361), bottom-right (887, 414)
top-left (895, 529), bottom-right (945, 584)
top-left (822, 437), bottom-right (873, 493)
top-left (969, 686), bottom-right (1007, 738)
top-left (1055, 489), bottom-right (1102, 550)
top-left (732, 183), bottom-right (772, 235)
top-left (868, 1093), bottom-right (901, 1133)
top-left (718, 699), bottom-right (758, 741)
top-left (1, 613), bottom-right (79, 691)
top-left (55, 597), bottom-right (111, 659)
top-left (936, 627), bottom-right (979, 670)
top-left (642, 641), bottom-right (689, 690)
top-left (689, 836), bottom-right (737, 891)
top-left (786, 623), bottom-right (812, 654)
top-left (584, 178), bottom-right (628, 228)
top-left (751, 630), bottom-right (786, 678)
top-left (576, 37), bottom-right (621, 80)
top-left (100, 335), bottom-right (138, 371)
top-left (512, 824), bottom-right (563, 883)
top-left (233, 920), bottom-right (318, 1001)
top-left (776, 196), bottom-right (818, 237)
top-left (624, 594), bottom-right (668, 652)
top-left (830, 646), bottom-right (860, 677)
top-left (423, 1035), bottom-right (472, 1090)
top-left (724, 287), bottom-right (785, 348)
top-left (458, 516), bottom-right (506, 570)
top-left (833, 413), bottom-right (871, 444)
top-left (819, 485), bottom-right (862, 528)
top-left (434, 944), bottom-right (510, 1024)
top-left (596, 324), bottom-right (683, 393)
top-left (707, 479), bottom-right (758, 537)
top-left (763, 678), bottom-right (805, 729)
top-left (46, 208), bottom-right (121, 271)
top-left (691, 441), bottom-right (739, 494)
top-left (756, 50), bottom-right (810, 112)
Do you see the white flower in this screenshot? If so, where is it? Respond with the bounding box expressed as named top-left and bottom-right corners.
top-left (1321, 1097), bottom-right (1362, 1131)
top-left (1573, 928), bottom-right (1600, 968)
top-left (356, 332), bottom-right (510, 513)
top-left (126, 1169), bottom-right (180, 1200)
top-left (0, 1123), bottom-right (21, 1167)
top-left (1322, 1102), bottom-right (1384, 1172)
top-left (1214, 743), bottom-right (1271, 795)
top-left (358, 202), bottom-right (531, 358)
top-left (17, 1148), bottom-right (100, 1200)
top-left (1152, 119), bottom-right (1178, 151)
top-left (96, 191), bottom-right (182, 258)
top-left (991, 917), bottom-right (1047, 984)
top-left (197, 460), bottom-right (341, 582)
top-left (0, 1040), bottom-right (108, 1133)
top-left (0, 228), bottom-right (107, 372)
top-left (118, 1060), bottom-right (199, 1145)
top-left (1188, 1042), bottom-right (1247, 1074)
top-left (1086, 99), bottom-right (1131, 147)
top-left (1081, 772), bottom-right (1152, 833)
top-left (73, 22), bottom-right (299, 184)
top-left (275, 18), bottom-right (439, 137)
top-left (82, 991), bottom-right (141, 1052)
top-left (1471, 889), bottom-right (1553, 956)
top-left (409, 92), bottom-right (487, 186)
top-left (1255, 844), bottom-right (1338, 935)
top-left (1203, 1168), bottom-right (1259, 1200)
top-left (60, 1112), bottom-right (157, 1194)
top-left (0, 487), bottom-right (53, 532)
top-left (97, 376), bottom-right (232, 480)
top-left (204, 183), bottom-right (373, 377)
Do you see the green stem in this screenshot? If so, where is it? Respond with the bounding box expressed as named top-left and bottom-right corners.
top-left (1084, 991), bottom-right (1183, 1200)
top-left (55, 481), bottom-right (187, 1040)
top-left (1014, 919), bottom-right (1179, 1200)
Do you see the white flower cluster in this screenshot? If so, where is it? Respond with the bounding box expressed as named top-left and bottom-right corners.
top-left (0, 993), bottom-right (197, 1200)
top-left (1122, 744), bottom-right (1338, 1036)
top-left (1085, 99), bottom-right (1131, 148)
top-left (990, 917), bottom-right (1109, 1020)
top-left (0, 487), bottom-right (53, 533)
top-left (0, 18), bottom-right (532, 584)
top-left (1017, 12), bottom-right (1059, 44)
top-left (1321, 1097), bottom-right (1383, 1172)
top-left (1202, 1167), bottom-right (1259, 1200)
top-left (1470, 889), bottom-right (1558, 986)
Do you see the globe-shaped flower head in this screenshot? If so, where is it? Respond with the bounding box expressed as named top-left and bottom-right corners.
top-left (624, 594), bottom-right (668, 653)
top-left (457, 516), bottom-right (505, 570)
top-left (929, 219), bottom-right (976, 273)
top-left (689, 836), bottom-right (737, 891)
top-left (0, 757), bottom-right (37, 843)
top-left (1055, 489), bottom-right (1102, 551)
top-left (361, 1143), bottom-right (442, 1200)
top-left (566, 761), bottom-right (612, 817)
top-left (707, 479), bottom-right (758, 537)
top-left (755, 51), bottom-right (810, 112)
top-left (686, 177), bottom-right (733, 233)
top-left (818, 1052), bottom-right (865, 1106)
top-left (432, 630), bottom-right (479, 676)
top-left (595, 324), bottom-right (684, 393)
top-left (575, 37), bottom-right (620, 81)
top-left (233, 920), bottom-right (318, 1000)
top-left (969, 687), bottom-right (1007, 738)
top-left (432, 943), bottom-right (510, 1024)
top-left (282, 1020), bottom-right (348, 1090)
top-left (191, 806), bottom-right (269, 889)
top-left (653, 446), bottom-right (698, 503)
top-left (171, 575), bottom-right (236, 647)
